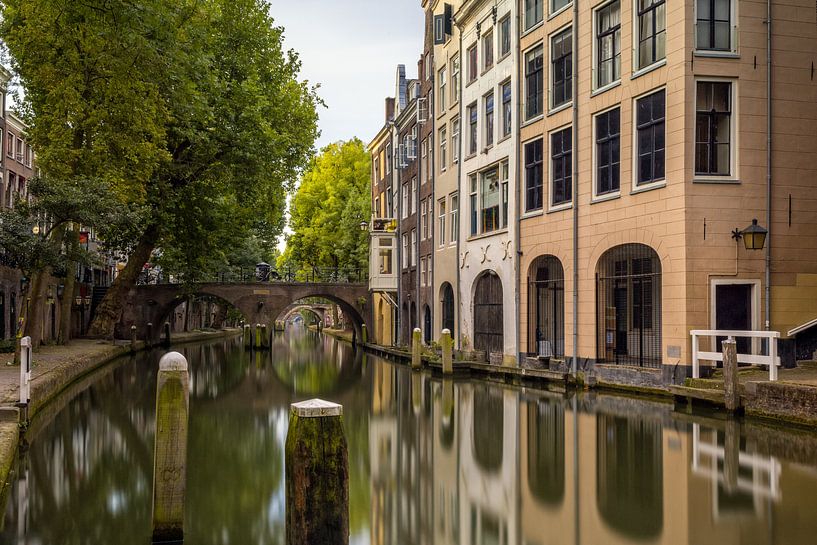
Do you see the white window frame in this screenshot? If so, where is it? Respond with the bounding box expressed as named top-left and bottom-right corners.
top-left (632, 0), bottom-right (667, 76)
top-left (631, 86), bottom-right (667, 193)
top-left (451, 117), bottom-right (460, 163)
top-left (402, 182), bottom-right (409, 219)
top-left (482, 28), bottom-right (494, 73)
top-left (438, 197), bottom-right (447, 247)
top-left (548, 24), bottom-right (573, 113)
top-left (693, 78), bottom-right (739, 183)
top-left (402, 233), bottom-right (409, 268)
top-left (450, 192), bottom-right (459, 244)
top-left (410, 229), bottom-right (417, 267)
top-left (524, 0), bottom-right (544, 33)
top-left (592, 0), bottom-right (622, 94)
top-left (451, 54), bottom-right (460, 105)
top-left (421, 256), bottom-right (427, 286)
top-left (693, 0), bottom-right (738, 56)
top-left (498, 15), bottom-right (512, 59)
top-left (484, 91), bottom-right (495, 149)
top-left (549, 123), bottom-right (573, 212)
top-left (439, 125), bottom-right (447, 173)
top-left (550, 0), bottom-right (572, 18)
top-left (438, 67), bottom-right (447, 113)
top-left (411, 177), bottom-right (417, 215)
top-left (421, 198), bottom-right (428, 240)
top-left (591, 104), bottom-right (623, 202)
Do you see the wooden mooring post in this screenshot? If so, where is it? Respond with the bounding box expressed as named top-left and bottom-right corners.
top-left (411, 328), bottom-right (422, 370)
top-left (285, 399), bottom-right (349, 545)
top-left (151, 352), bottom-right (190, 543)
top-left (722, 338), bottom-right (740, 412)
top-left (441, 329), bottom-right (453, 375)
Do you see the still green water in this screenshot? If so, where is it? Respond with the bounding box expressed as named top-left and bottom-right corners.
top-left (2, 326), bottom-right (817, 545)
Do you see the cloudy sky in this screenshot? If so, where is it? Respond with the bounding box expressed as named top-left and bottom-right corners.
top-left (268, 0), bottom-right (425, 150)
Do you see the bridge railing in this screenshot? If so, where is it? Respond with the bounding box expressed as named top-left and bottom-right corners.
top-left (136, 266), bottom-right (367, 286)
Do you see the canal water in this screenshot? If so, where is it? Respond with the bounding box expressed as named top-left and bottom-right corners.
top-left (1, 326), bottom-right (816, 545)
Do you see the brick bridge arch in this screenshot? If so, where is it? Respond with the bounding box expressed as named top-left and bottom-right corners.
top-left (278, 303), bottom-right (331, 325)
top-left (117, 282), bottom-right (370, 342)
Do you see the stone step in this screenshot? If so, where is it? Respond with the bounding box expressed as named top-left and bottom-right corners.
top-left (669, 385), bottom-right (727, 406)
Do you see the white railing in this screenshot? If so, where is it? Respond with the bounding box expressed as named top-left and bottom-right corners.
top-left (690, 329), bottom-right (780, 381)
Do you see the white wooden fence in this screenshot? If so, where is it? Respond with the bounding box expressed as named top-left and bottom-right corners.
top-left (690, 330), bottom-right (780, 381)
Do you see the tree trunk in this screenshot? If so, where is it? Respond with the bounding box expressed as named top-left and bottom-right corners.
top-left (58, 227), bottom-right (80, 344)
top-left (87, 225), bottom-right (159, 338)
top-left (24, 270), bottom-right (48, 349)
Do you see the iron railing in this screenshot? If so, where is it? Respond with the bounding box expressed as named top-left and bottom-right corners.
top-left (136, 266), bottom-right (367, 286)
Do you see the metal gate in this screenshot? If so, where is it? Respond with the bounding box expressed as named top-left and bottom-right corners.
top-left (528, 255), bottom-right (565, 357)
top-left (474, 272), bottom-right (504, 357)
top-left (596, 244), bottom-right (662, 368)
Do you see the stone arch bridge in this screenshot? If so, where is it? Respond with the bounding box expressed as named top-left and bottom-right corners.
top-left (117, 282), bottom-right (370, 343)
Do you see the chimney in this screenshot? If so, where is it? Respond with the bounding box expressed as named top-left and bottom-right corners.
top-left (385, 97), bottom-right (395, 123)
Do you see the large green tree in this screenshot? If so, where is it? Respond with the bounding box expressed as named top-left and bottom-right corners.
top-left (279, 139), bottom-right (371, 278)
top-left (2, 0), bottom-right (320, 339)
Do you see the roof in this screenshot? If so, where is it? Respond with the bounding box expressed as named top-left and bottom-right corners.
top-left (789, 317), bottom-right (817, 337)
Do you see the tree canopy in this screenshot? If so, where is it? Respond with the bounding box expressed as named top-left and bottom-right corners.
top-left (278, 139), bottom-right (371, 277)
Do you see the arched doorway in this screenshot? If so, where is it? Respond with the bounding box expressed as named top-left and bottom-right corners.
top-left (441, 282), bottom-right (455, 335)
top-left (473, 272), bottom-right (503, 357)
top-left (473, 386), bottom-right (503, 472)
top-left (528, 256), bottom-right (564, 358)
top-left (423, 305), bottom-right (431, 344)
top-left (527, 399), bottom-right (565, 505)
top-left (596, 244), bottom-right (662, 368)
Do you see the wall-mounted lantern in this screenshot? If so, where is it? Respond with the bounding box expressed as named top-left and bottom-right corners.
top-left (732, 219), bottom-right (768, 251)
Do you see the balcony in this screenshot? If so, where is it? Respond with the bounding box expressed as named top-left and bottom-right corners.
top-left (368, 223), bottom-right (398, 292)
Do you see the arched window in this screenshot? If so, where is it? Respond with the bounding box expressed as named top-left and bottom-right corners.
top-left (596, 244), bottom-right (662, 368)
top-left (441, 282), bottom-right (455, 335)
top-left (473, 272), bottom-right (504, 357)
top-left (528, 256), bottom-right (565, 357)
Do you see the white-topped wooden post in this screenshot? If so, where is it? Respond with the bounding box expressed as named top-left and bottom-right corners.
top-left (441, 329), bottom-right (453, 375)
top-left (285, 399), bottom-right (349, 545)
top-left (151, 352), bottom-right (189, 543)
top-left (411, 328), bottom-right (422, 369)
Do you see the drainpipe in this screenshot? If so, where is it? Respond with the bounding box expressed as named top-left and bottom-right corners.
top-left (571, 0), bottom-right (579, 376)
top-left (764, 0), bottom-right (772, 331)
top-left (514, 5), bottom-right (522, 365)
top-left (416, 105), bottom-right (422, 339)
top-left (455, 23), bottom-right (464, 350)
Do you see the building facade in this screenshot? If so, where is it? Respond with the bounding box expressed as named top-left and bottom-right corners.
top-left (369, 0), bottom-right (817, 384)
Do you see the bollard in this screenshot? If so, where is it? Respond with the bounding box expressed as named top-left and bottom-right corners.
top-left (163, 322), bottom-right (171, 348)
top-left (255, 324), bottom-right (262, 349)
top-left (722, 338), bottom-right (740, 412)
top-left (152, 352), bottom-right (190, 543)
top-left (244, 324), bottom-right (252, 349)
top-left (286, 399), bottom-right (349, 545)
top-left (441, 329), bottom-right (453, 375)
top-left (130, 325), bottom-right (137, 352)
top-left (361, 324), bottom-right (368, 344)
top-left (411, 328), bottom-right (422, 369)
top-left (147, 323), bottom-right (154, 348)
top-left (19, 336), bottom-right (32, 406)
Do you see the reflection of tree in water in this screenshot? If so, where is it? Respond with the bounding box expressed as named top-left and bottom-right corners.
top-left (526, 399), bottom-right (564, 506)
top-left (472, 386), bottom-right (503, 472)
top-left (596, 413), bottom-right (663, 539)
top-left (184, 340), bottom-right (248, 400)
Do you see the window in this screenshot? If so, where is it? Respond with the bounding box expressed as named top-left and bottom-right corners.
top-left (439, 125), bottom-right (447, 172)
top-left (15, 138), bottom-right (22, 162)
top-left (695, 81), bottom-right (732, 176)
top-left (425, 53), bottom-right (432, 80)
top-left (452, 118), bottom-right (460, 163)
top-left (379, 243), bottom-right (393, 275)
top-left (525, 139), bottom-right (544, 211)
top-left (525, 0), bottom-right (544, 31)
top-left (451, 55), bottom-right (460, 104)
top-left (438, 198), bottom-right (447, 246)
top-left (386, 186), bottom-right (393, 217)
top-left (467, 43), bottom-right (478, 84)
top-left (499, 16), bottom-right (511, 58)
top-left (386, 143), bottom-right (392, 174)
top-left (421, 199), bottom-right (428, 240)
top-left (525, 45), bottom-right (544, 120)
top-left (480, 167), bottom-right (500, 233)
top-left (6, 132), bottom-right (12, 157)
top-left (596, 1), bottom-right (621, 89)
top-left (551, 28), bottom-right (572, 109)
top-left (427, 254), bottom-right (432, 284)
top-left (636, 90), bottom-right (665, 185)
top-left (595, 108), bottom-right (621, 196)
top-left (25, 145), bottom-right (32, 167)
top-left (551, 127), bottom-right (572, 206)
top-left (501, 161), bottom-right (509, 228)
top-left (637, 0), bottom-right (666, 70)
top-left (402, 182), bottom-right (409, 218)
top-left (551, 0), bottom-right (571, 15)
top-left (468, 103), bottom-right (478, 156)
top-left (469, 175), bottom-right (478, 235)
top-left (439, 67), bottom-right (447, 113)
top-left (696, 0), bottom-right (731, 51)
top-left (484, 93), bottom-right (494, 148)
top-left (501, 81), bottom-right (512, 138)
top-left (374, 197), bottom-right (380, 219)
top-left (482, 30), bottom-right (494, 71)
top-left (411, 229), bottom-right (417, 266)
top-left (421, 257), bottom-right (427, 286)
top-left (450, 193), bottom-right (459, 243)
top-left (402, 234), bottom-right (409, 268)
top-left (421, 139), bottom-right (428, 183)
top-left (411, 177), bottom-right (418, 214)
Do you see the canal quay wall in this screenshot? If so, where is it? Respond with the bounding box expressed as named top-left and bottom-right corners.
top-left (347, 331), bottom-right (817, 429)
top-left (0, 328), bottom-right (241, 497)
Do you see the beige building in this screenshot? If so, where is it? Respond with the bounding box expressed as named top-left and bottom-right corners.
top-left (432, 0), bottom-right (464, 344)
top-left (517, 0), bottom-right (817, 383)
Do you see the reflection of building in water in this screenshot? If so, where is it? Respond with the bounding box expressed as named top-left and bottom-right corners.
top-left (370, 364), bottom-right (398, 545)
top-left (459, 384), bottom-right (518, 545)
top-left (432, 379), bottom-right (459, 545)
